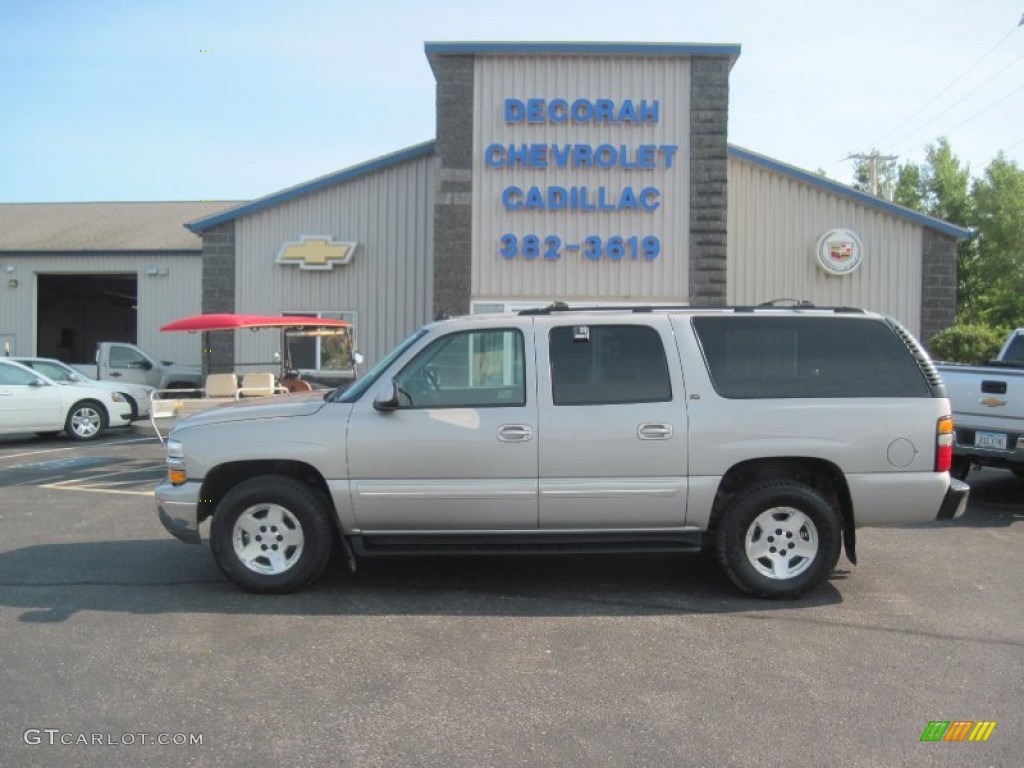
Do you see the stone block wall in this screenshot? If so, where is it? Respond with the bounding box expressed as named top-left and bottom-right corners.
top-left (430, 55), bottom-right (474, 319)
top-left (688, 57), bottom-right (730, 306)
top-left (921, 228), bottom-right (959, 347)
top-left (200, 221), bottom-right (235, 374)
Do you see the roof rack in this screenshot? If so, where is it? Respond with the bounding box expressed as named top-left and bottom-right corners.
top-left (518, 302), bottom-right (693, 316)
top-left (518, 301), bottom-right (867, 316)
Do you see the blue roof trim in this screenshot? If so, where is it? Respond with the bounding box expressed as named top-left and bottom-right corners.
top-left (728, 145), bottom-right (972, 239)
top-left (185, 141), bottom-right (437, 233)
top-left (425, 41), bottom-right (741, 58)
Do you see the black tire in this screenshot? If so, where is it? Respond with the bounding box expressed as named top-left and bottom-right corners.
top-left (210, 475), bottom-right (334, 593)
top-left (715, 480), bottom-right (842, 599)
top-left (64, 400), bottom-right (107, 441)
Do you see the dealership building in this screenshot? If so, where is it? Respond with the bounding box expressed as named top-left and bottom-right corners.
top-left (0, 42), bottom-right (970, 372)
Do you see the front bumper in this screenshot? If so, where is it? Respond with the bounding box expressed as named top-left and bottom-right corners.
top-left (155, 479), bottom-right (202, 544)
top-left (936, 478), bottom-right (970, 521)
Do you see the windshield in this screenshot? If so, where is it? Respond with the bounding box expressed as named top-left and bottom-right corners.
top-left (19, 359), bottom-right (78, 382)
top-left (333, 329), bottom-right (428, 403)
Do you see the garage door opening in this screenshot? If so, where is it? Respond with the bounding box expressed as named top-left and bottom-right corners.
top-left (37, 274), bottom-right (137, 363)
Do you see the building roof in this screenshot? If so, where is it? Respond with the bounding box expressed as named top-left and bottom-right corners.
top-left (0, 201), bottom-right (243, 252)
top-left (424, 41), bottom-right (742, 58)
top-left (728, 146), bottom-right (972, 240)
top-left (185, 142), bottom-right (436, 234)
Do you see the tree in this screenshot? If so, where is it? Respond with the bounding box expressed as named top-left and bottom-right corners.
top-left (922, 138), bottom-right (971, 224)
top-left (919, 139), bottom-right (976, 319)
top-left (970, 153), bottom-right (1024, 328)
top-left (848, 139), bottom-right (1024, 328)
top-left (892, 162), bottom-right (924, 210)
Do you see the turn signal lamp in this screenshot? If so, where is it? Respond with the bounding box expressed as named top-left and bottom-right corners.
top-left (935, 416), bottom-right (954, 473)
top-left (166, 439), bottom-right (187, 486)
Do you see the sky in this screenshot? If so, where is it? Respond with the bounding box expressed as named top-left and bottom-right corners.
top-left (1, 0), bottom-right (1022, 203)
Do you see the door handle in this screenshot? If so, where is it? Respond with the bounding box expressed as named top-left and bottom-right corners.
top-left (638, 423), bottom-right (673, 440)
top-left (108, 371), bottom-right (122, 378)
top-left (498, 424), bottom-right (533, 442)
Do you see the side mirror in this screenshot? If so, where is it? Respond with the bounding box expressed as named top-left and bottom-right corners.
top-left (29, 378), bottom-right (48, 388)
top-left (373, 381), bottom-right (400, 412)
top-left (353, 351), bottom-right (365, 367)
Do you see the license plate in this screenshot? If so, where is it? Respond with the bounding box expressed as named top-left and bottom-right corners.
top-left (975, 431), bottom-right (1007, 450)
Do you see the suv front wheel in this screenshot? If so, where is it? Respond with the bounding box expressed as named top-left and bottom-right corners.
top-left (210, 475), bottom-right (334, 593)
top-left (715, 480), bottom-right (842, 599)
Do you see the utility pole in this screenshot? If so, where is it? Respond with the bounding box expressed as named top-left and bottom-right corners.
top-left (846, 151), bottom-right (899, 198)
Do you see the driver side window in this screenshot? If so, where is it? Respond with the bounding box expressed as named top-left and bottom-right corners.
top-left (0, 364), bottom-right (39, 385)
top-left (109, 347), bottom-right (147, 369)
top-left (393, 329), bottom-right (525, 409)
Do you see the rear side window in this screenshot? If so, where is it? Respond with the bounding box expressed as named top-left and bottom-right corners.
top-left (692, 316), bottom-right (931, 398)
top-left (1002, 334), bottom-right (1024, 364)
top-left (550, 325), bottom-right (672, 405)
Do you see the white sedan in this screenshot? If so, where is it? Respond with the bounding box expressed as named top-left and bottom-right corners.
top-left (12, 356), bottom-right (153, 420)
top-left (0, 358), bottom-right (132, 441)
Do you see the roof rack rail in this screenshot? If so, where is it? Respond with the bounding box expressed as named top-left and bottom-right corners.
top-left (735, 303), bottom-right (867, 314)
top-left (757, 298), bottom-right (816, 308)
top-left (518, 301), bottom-right (868, 316)
top-left (518, 302), bottom-right (693, 316)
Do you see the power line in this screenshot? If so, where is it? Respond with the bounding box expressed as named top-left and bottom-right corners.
top-left (892, 80), bottom-right (1024, 166)
top-left (1004, 135), bottom-right (1024, 152)
top-left (869, 21), bottom-right (1020, 148)
top-left (942, 81), bottom-right (1024, 134)
top-left (887, 50), bottom-right (1024, 154)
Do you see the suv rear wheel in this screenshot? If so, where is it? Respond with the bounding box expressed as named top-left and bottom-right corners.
top-left (715, 480), bottom-right (841, 599)
top-left (210, 475), bottom-right (333, 593)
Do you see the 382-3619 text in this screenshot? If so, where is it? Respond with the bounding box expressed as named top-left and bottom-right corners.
top-left (499, 235), bottom-right (660, 261)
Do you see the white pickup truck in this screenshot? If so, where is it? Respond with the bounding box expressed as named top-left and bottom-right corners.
top-left (70, 342), bottom-right (202, 392)
top-left (936, 329), bottom-right (1024, 479)
top-left (155, 305), bottom-right (968, 599)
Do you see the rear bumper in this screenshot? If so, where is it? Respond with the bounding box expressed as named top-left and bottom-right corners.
top-left (936, 478), bottom-right (970, 521)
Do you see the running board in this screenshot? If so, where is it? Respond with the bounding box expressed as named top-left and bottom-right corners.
top-left (350, 531), bottom-right (704, 558)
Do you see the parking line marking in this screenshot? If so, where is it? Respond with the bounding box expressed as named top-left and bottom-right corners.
top-left (13, 462), bottom-right (164, 487)
top-left (31, 460), bottom-right (164, 496)
top-left (38, 483), bottom-right (155, 496)
top-left (0, 436), bottom-right (156, 461)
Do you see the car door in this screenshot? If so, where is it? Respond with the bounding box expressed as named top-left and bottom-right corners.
top-left (345, 324), bottom-right (539, 530)
top-left (105, 344), bottom-right (155, 386)
top-left (0, 363), bottom-right (63, 433)
top-left (534, 317), bottom-right (689, 529)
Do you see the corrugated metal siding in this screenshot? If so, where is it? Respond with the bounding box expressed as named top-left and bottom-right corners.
top-left (234, 154), bottom-right (435, 367)
top-left (472, 56), bottom-right (690, 302)
top-left (0, 253), bottom-right (202, 362)
top-left (728, 156), bottom-right (923, 335)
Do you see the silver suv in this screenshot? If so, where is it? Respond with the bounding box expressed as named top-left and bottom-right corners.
top-left (156, 305), bottom-right (968, 598)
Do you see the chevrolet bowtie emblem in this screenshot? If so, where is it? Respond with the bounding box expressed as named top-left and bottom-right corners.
top-left (979, 397), bottom-right (1007, 408)
top-left (276, 236), bottom-right (357, 270)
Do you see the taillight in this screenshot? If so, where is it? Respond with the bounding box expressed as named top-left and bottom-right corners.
top-left (935, 416), bottom-right (954, 472)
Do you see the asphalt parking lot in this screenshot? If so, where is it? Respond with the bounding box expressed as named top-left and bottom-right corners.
top-left (0, 431), bottom-right (1021, 767)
